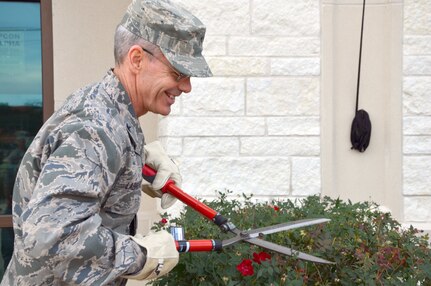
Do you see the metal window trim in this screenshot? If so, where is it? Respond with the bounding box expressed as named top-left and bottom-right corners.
top-left (0, 215), bottom-right (13, 228)
top-left (0, 0), bottom-right (53, 228)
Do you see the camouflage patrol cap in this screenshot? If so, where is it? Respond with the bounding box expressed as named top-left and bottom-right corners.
top-left (120, 0), bottom-right (212, 77)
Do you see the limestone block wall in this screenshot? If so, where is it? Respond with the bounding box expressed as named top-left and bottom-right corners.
top-left (161, 0), bottom-right (321, 201)
top-left (403, 0), bottom-right (431, 227)
top-left (153, 0), bottom-right (431, 230)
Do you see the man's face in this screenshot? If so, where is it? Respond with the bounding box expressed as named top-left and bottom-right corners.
top-left (135, 51), bottom-right (192, 117)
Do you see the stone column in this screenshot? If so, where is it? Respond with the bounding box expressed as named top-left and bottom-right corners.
top-left (321, 0), bottom-right (403, 220)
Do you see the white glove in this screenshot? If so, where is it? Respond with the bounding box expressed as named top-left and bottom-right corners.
top-left (142, 141), bottom-right (182, 209)
top-left (122, 230), bottom-right (179, 281)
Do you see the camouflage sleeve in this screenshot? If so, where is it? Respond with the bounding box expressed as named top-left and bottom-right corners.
top-left (20, 123), bottom-right (145, 284)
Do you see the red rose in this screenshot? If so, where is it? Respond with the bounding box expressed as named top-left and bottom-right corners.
top-left (273, 206), bottom-right (280, 211)
top-left (236, 259), bottom-right (254, 276)
top-left (160, 218), bottom-right (168, 224)
top-left (252, 251), bottom-right (271, 264)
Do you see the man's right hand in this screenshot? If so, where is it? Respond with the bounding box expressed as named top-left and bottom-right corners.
top-left (142, 141), bottom-right (182, 209)
top-left (122, 230), bottom-right (179, 281)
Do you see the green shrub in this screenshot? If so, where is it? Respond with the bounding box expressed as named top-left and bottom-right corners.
top-left (151, 191), bottom-right (431, 286)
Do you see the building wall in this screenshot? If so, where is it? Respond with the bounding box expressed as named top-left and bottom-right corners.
top-left (162, 0), bottom-right (431, 230)
top-left (165, 0), bottom-right (322, 203)
top-left (402, 0), bottom-right (431, 230)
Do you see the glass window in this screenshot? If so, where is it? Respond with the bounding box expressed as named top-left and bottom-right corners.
top-left (0, 0), bottom-right (42, 277)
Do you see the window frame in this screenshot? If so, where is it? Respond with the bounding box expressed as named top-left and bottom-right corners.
top-left (0, 0), bottom-right (53, 228)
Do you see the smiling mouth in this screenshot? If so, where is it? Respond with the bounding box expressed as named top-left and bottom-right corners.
top-left (166, 93), bottom-right (176, 104)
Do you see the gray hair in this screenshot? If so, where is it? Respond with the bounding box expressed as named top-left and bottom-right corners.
top-left (114, 25), bottom-right (159, 66)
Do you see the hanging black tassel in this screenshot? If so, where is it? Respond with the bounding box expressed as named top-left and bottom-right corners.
top-left (350, 0), bottom-right (371, 152)
top-left (350, 109), bottom-right (371, 152)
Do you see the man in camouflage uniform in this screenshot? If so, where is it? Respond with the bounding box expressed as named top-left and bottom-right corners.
top-left (0, 0), bottom-right (212, 285)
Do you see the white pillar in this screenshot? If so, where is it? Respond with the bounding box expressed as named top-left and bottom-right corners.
top-left (321, 0), bottom-right (403, 220)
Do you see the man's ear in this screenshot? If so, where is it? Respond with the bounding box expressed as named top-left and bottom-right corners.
top-left (127, 45), bottom-right (145, 73)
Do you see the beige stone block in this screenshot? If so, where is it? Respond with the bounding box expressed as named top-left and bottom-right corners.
top-left (247, 77), bottom-right (320, 116)
top-left (403, 77), bottom-right (431, 115)
top-left (291, 157), bottom-right (321, 196)
top-left (183, 78), bottom-right (245, 116)
top-left (159, 117), bottom-right (265, 137)
top-left (404, 116), bottom-right (431, 135)
top-left (404, 197), bottom-right (431, 222)
top-left (173, 0), bottom-right (250, 35)
top-left (203, 36), bottom-right (227, 56)
top-left (267, 117), bottom-right (320, 136)
top-left (179, 157), bottom-right (292, 196)
top-left (404, 136), bottom-right (431, 155)
top-left (159, 137), bottom-right (183, 157)
top-left (404, 56), bottom-right (431, 75)
top-left (229, 36), bottom-right (320, 57)
top-left (206, 56), bottom-right (268, 76)
top-left (183, 137), bottom-right (240, 157)
top-left (403, 36), bottom-right (431, 56)
top-left (404, 0), bottom-right (431, 35)
top-left (240, 137), bottom-right (320, 156)
top-left (271, 57), bottom-right (320, 76)
top-left (403, 156), bottom-right (431, 195)
top-left (252, 0), bottom-right (319, 36)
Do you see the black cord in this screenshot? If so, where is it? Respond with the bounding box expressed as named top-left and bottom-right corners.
top-left (350, 0), bottom-right (372, 153)
top-left (355, 0), bottom-right (366, 113)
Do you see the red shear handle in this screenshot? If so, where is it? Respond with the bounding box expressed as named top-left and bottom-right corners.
top-left (142, 165), bottom-right (225, 225)
top-left (176, 240), bottom-right (222, 252)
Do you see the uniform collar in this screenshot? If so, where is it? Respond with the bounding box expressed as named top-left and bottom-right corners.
top-left (102, 69), bottom-right (145, 153)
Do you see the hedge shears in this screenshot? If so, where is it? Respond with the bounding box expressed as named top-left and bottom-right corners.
top-left (143, 165), bottom-right (334, 264)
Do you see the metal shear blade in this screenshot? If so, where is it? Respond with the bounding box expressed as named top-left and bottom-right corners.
top-left (222, 218), bottom-right (334, 264)
top-left (244, 218), bottom-right (330, 239)
top-left (246, 238), bottom-right (334, 264)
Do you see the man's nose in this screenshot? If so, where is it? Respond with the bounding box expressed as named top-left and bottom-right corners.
top-left (178, 77), bottom-right (192, 93)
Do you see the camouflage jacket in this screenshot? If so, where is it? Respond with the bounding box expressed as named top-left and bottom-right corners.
top-left (1, 70), bottom-right (146, 286)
